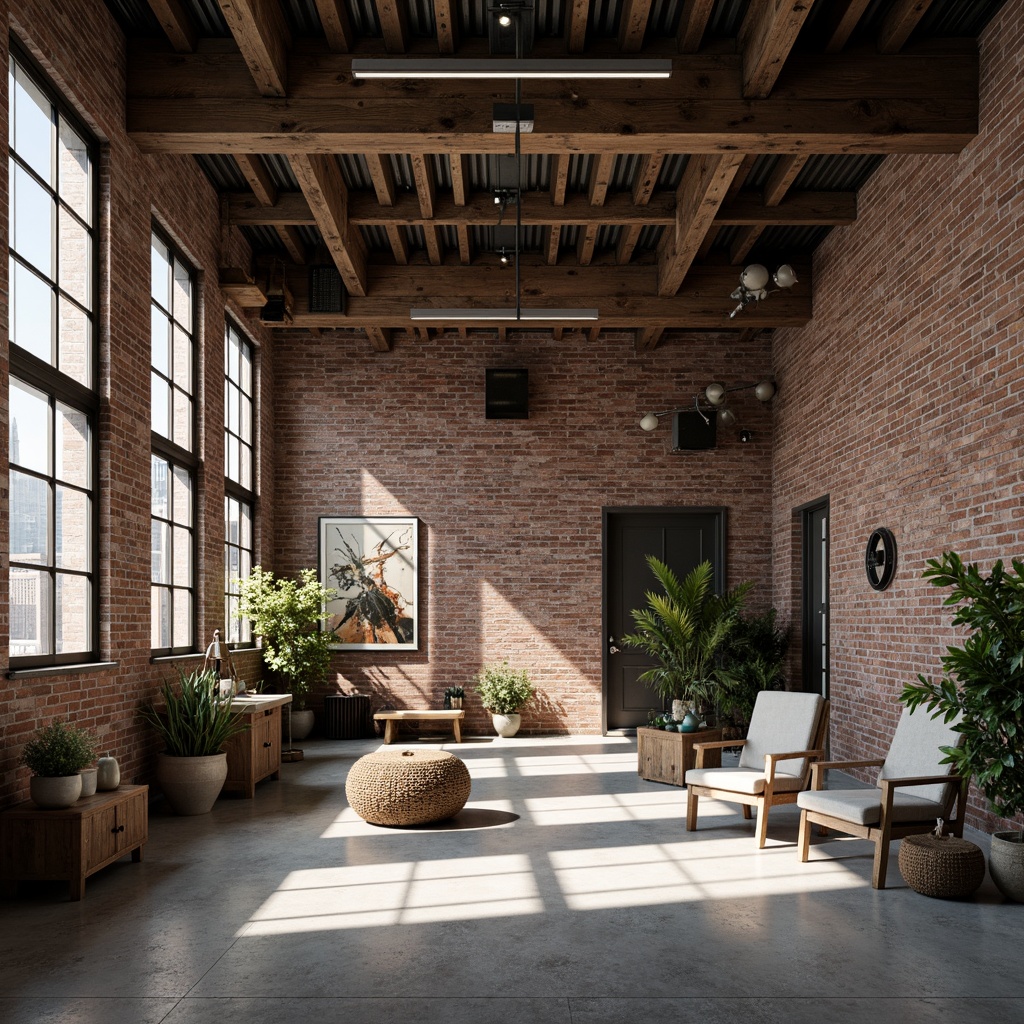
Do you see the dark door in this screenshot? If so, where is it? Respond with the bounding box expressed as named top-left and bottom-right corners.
top-left (603, 508), bottom-right (725, 732)
top-left (801, 499), bottom-right (830, 698)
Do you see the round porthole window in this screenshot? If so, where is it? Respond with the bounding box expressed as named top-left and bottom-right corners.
top-left (865, 528), bottom-right (897, 591)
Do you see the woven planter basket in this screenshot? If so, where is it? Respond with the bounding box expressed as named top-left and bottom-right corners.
top-left (898, 833), bottom-right (986, 899)
top-left (346, 749), bottom-right (471, 826)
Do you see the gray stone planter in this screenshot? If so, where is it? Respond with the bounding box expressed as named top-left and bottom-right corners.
top-left (156, 752), bottom-right (228, 816)
top-left (989, 831), bottom-right (1024, 902)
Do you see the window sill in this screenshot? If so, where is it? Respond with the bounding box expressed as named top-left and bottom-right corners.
top-left (7, 661), bottom-right (118, 680)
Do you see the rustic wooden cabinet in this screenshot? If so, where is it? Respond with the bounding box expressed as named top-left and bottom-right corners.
top-left (222, 693), bottom-right (292, 798)
top-left (637, 727), bottom-right (723, 786)
top-left (0, 784), bottom-right (148, 901)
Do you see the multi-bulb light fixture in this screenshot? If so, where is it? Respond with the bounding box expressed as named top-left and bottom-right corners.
top-left (639, 380), bottom-right (777, 440)
top-left (729, 264), bottom-right (798, 318)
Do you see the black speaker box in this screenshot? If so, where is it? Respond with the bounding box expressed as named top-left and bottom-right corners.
top-left (673, 409), bottom-right (717, 450)
top-left (486, 368), bottom-right (529, 419)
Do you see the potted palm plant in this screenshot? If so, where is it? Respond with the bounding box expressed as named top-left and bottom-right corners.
top-left (621, 558), bottom-right (750, 723)
top-left (900, 552), bottom-right (1024, 901)
top-left (234, 566), bottom-right (337, 740)
top-left (141, 668), bottom-right (249, 815)
top-left (474, 661), bottom-right (535, 737)
top-left (22, 719), bottom-right (98, 808)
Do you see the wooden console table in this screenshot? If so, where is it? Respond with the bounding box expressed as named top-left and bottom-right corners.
top-left (0, 784), bottom-right (148, 901)
top-left (374, 710), bottom-right (465, 744)
top-left (637, 727), bottom-right (723, 786)
top-left (222, 693), bottom-right (292, 798)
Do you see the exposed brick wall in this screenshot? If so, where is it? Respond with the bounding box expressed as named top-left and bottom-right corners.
top-left (0, 0), bottom-right (273, 807)
top-left (771, 2), bottom-right (1024, 832)
top-left (272, 327), bottom-right (775, 735)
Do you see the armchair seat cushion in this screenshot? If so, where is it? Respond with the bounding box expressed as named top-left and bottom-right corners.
top-left (686, 767), bottom-right (805, 795)
top-left (797, 787), bottom-right (946, 826)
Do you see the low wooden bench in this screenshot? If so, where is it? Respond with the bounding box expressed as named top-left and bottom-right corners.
top-left (373, 710), bottom-right (465, 745)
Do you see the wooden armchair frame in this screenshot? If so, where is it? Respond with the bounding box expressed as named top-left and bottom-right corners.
top-left (685, 700), bottom-right (830, 849)
top-left (797, 757), bottom-right (969, 889)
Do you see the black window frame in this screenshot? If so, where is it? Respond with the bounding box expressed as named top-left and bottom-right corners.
top-left (8, 41), bottom-right (100, 669)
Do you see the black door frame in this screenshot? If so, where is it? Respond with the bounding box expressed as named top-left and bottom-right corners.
top-left (798, 496), bottom-right (830, 699)
top-left (601, 506), bottom-right (727, 734)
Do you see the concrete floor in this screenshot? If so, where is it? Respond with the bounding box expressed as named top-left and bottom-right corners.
top-left (0, 734), bottom-right (1019, 1024)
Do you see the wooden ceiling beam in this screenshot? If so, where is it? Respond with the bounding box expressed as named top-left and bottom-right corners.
top-left (276, 224), bottom-right (307, 264)
top-left (433, 0), bottom-right (459, 53)
top-left (566, 0), bottom-right (590, 54)
top-left (366, 326), bottom-right (393, 351)
top-left (411, 154), bottom-right (437, 219)
top-left (376, 0), bottom-right (411, 53)
top-left (763, 154), bottom-right (809, 206)
top-left (546, 225), bottom-right (561, 265)
top-left (385, 224), bottom-right (410, 265)
top-left (821, 0), bottom-right (873, 54)
top-left (878, 0), bottom-right (937, 54)
top-left (631, 154), bottom-right (665, 206)
top-left (677, 0), bottom-right (715, 53)
top-left (146, 0), bottom-right (197, 52)
top-left (550, 154), bottom-right (570, 207)
top-left (263, 261), bottom-right (810, 329)
top-left (739, 0), bottom-right (821, 99)
top-left (235, 154), bottom-right (277, 206)
top-left (226, 189), bottom-right (859, 228)
top-left (127, 52), bottom-right (979, 156)
top-left (289, 153), bottom-right (368, 295)
top-left (365, 153), bottom-right (397, 206)
top-left (636, 326), bottom-right (664, 352)
top-left (313, 0), bottom-right (354, 52)
top-left (587, 154), bottom-right (616, 207)
top-left (618, 0), bottom-right (654, 53)
top-left (658, 153), bottom-right (744, 296)
top-left (214, 0), bottom-right (290, 98)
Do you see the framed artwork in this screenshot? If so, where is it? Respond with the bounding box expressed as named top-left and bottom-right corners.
top-left (318, 516), bottom-right (418, 650)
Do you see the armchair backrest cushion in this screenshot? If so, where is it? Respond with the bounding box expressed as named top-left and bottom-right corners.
top-left (738, 690), bottom-right (826, 779)
top-left (877, 706), bottom-right (964, 806)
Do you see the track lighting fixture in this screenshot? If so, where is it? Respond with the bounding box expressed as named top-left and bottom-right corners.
top-left (639, 380), bottom-right (776, 441)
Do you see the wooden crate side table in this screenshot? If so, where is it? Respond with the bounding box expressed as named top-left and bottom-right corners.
top-left (637, 727), bottom-right (723, 786)
top-left (222, 693), bottom-right (292, 798)
top-left (0, 784), bottom-right (148, 901)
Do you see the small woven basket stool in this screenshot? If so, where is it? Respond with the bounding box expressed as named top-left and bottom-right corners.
top-left (346, 749), bottom-right (472, 826)
top-left (898, 833), bottom-right (986, 899)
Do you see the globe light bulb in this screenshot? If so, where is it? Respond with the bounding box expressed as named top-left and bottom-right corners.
top-left (774, 264), bottom-right (798, 289)
top-left (754, 380), bottom-right (776, 402)
top-left (639, 412), bottom-right (660, 432)
top-left (740, 264), bottom-right (769, 291)
top-left (704, 383), bottom-right (726, 406)
top-left (718, 408), bottom-right (737, 428)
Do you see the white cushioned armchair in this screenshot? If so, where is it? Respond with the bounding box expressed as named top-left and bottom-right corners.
top-left (685, 690), bottom-right (829, 848)
top-left (796, 705), bottom-right (967, 889)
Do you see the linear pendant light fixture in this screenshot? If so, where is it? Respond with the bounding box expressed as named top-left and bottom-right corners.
top-left (351, 58), bottom-right (672, 80)
top-left (410, 306), bottom-right (599, 321)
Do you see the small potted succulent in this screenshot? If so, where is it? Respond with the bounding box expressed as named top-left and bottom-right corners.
top-left (22, 719), bottom-right (98, 809)
top-left (473, 661), bottom-right (535, 738)
top-left (443, 686), bottom-right (465, 710)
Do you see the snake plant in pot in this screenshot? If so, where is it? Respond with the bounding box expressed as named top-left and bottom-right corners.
top-left (900, 552), bottom-right (1024, 901)
top-left (141, 668), bottom-right (249, 815)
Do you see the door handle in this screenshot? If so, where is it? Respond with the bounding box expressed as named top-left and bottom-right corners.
top-left (608, 635), bottom-right (620, 655)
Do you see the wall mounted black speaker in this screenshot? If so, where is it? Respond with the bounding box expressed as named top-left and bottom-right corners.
top-left (309, 265), bottom-right (345, 313)
top-left (486, 368), bottom-right (529, 419)
top-left (673, 409), bottom-right (717, 450)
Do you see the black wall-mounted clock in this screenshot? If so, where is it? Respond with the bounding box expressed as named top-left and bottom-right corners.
top-left (865, 528), bottom-right (898, 591)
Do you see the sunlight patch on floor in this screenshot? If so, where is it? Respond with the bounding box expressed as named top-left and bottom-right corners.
top-left (240, 853), bottom-right (542, 936)
top-left (320, 799), bottom-right (517, 838)
top-left (525, 790), bottom-right (683, 826)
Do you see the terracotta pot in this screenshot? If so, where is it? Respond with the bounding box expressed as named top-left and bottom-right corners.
top-left (156, 752), bottom-right (228, 816)
top-left (989, 831), bottom-right (1024, 902)
top-left (30, 774), bottom-right (83, 809)
top-left (492, 713), bottom-right (521, 738)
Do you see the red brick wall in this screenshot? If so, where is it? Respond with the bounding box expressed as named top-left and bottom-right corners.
top-left (770, 2), bottom-right (1024, 831)
top-left (272, 327), bottom-right (775, 735)
top-left (0, 0), bottom-right (273, 807)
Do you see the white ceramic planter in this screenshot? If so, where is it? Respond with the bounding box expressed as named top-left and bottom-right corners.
top-left (989, 830), bottom-right (1024, 902)
top-left (156, 752), bottom-right (228, 816)
top-left (492, 713), bottom-right (521, 738)
top-left (30, 774), bottom-right (82, 809)
top-left (78, 767), bottom-right (99, 798)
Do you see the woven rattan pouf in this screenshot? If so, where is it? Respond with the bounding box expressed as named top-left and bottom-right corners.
top-left (346, 749), bottom-right (472, 826)
top-left (898, 833), bottom-right (986, 899)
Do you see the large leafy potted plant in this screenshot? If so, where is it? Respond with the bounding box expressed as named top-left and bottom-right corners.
top-left (718, 608), bottom-right (789, 739)
top-left (900, 552), bottom-right (1024, 901)
top-left (141, 668), bottom-right (249, 815)
top-left (474, 661), bottom-right (535, 738)
top-left (621, 558), bottom-right (750, 722)
top-left (22, 719), bottom-right (98, 808)
top-left (234, 566), bottom-right (337, 740)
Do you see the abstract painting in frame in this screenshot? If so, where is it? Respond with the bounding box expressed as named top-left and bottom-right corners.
top-left (319, 516), bottom-right (418, 650)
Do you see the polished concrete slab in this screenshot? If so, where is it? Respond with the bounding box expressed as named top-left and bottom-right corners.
top-left (0, 735), bottom-right (1018, 1023)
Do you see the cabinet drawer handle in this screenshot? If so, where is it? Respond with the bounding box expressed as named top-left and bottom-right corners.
top-left (263, 741), bottom-right (272, 748)
top-left (111, 824), bottom-right (125, 834)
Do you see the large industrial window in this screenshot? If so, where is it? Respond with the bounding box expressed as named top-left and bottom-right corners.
top-left (150, 230), bottom-right (196, 654)
top-left (224, 321), bottom-right (255, 643)
top-left (8, 46), bottom-right (97, 666)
